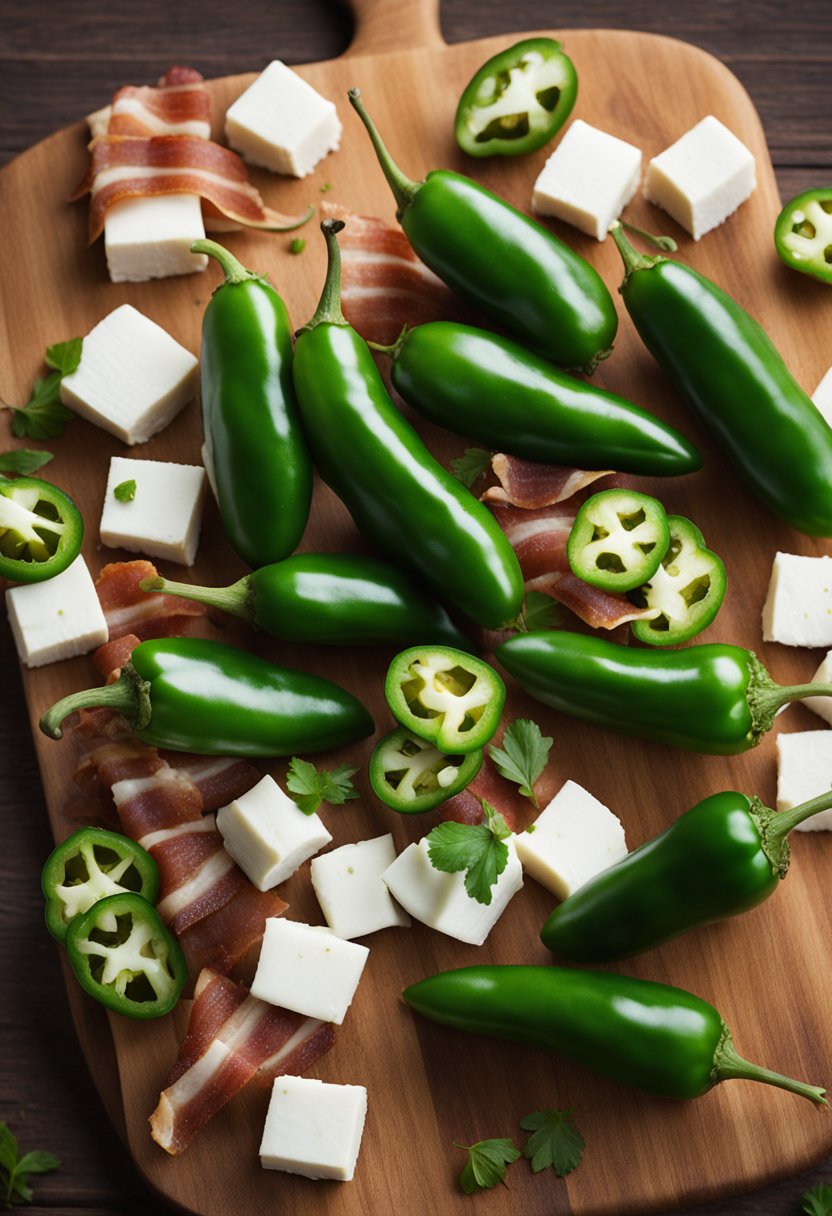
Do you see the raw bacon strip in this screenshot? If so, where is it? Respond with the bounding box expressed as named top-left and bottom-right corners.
top-left (95, 561), bottom-right (205, 642)
top-left (93, 634), bottom-right (141, 681)
top-left (177, 884), bottom-right (287, 979)
top-left (256, 1016), bottom-right (336, 1086)
top-left (160, 755), bottom-right (262, 812)
top-left (112, 768), bottom-right (204, 838)
top-left (490, 508), bottom-right (574, 580)
top-left (482, 454), bottom-right (615, 510)
top-left (164, 969), bottom-right (247, 1086)
top-left (527, 572), bottom-right (659, 631)
top-left (107, 68), bottom-right (211, 139)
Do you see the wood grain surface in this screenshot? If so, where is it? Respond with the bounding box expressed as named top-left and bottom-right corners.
top-left (2, 2), bottom-right (832, 1214)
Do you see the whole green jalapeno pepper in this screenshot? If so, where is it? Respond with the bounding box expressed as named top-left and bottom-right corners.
top-left (496, 630), bottom-right (832, 754)
top-left (372, 322), bottom-right (701, 476)
top-left (541, 787), bottom-right (832, 963)
top-left (403, 965), bottom-right (826, 1105)
top-left (139, 554), bottom-right (471, 650)
top-left (193, 239), bottom-right (312, 568)
top-left (610, 221), bottom-right (832, 537)
top-left (39, 636), bottom-right (373, 757)
top-left (291, 220), bottom-right (524, 631)
top-left (348, 89), bottom-right (617, 374)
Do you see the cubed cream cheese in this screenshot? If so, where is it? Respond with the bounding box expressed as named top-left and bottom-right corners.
top-left (102, 193), bottom-right (208, 283)
top-left (762, 552), bottom-right (832, 648)
top-left (776, 732), bottom-right (832, 830)
top-left (250, 918), bottom-right (369, 1023)
top-left (100, 456), bottom-right (206, 566)
top-left (259, 1075), bottom-right (367, 1181)
top-left (805, 651), bottom-right (832, 726)
top-left (225, 60), bottom-right (341, 177)
top-left (6, 556), bottom-right (108, 668)
top-left (644, 115), bottom-right (756, 240)
top-left (216, 775), bottom-right (332, 892)
top-left (310, 834), bottom-right (410, 939)
top-left (812, 368), bottom-right (832, 427)
top-left (60, 304), bottom-right (198, 444)
top-left (532, 119), bottom-right (642, 240)
top-left (514, 779), bottom-right (628, 900)
top-left (380, 836), bottom-right (523, 946)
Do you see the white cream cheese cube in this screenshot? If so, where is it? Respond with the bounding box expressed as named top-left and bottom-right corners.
top-left (100, 456), bottom-right (206, 566)
top-left (216, 775), bottom-right (332, 891)
top-left (102, 193), bottom-right (208, 283)
top-left (225, 60), bottom-right (341, 177)
top-left (60, 304), bottom-right (198, 445)
top-left (812, 368), bottom-right (832, 427)
top-left (381, 836), bottom-right (523, 946)
top-left (251, 919), bottom-right (368, 1023)
top-left (805, 651), bottom-right (832, 726)
top-left (532, 119), bottom-right (642, 240)
top-left (762, 552), bottom-right (832, 648)
top-left (260, 1075), bottom-right (367, 1181)
top-left (514, 779), bottom-right (627, 900)
top-left (311, 834), bottom-right (410, 939)
top-left (644, 115), bottom-right (756, 240)
top-left (776, 732), bottom-right (832, 830)
top-left (6, 556), bottom-right (108, 668)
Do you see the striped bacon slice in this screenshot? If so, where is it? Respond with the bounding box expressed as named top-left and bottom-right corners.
top-left (95, 560), bottom-right (205, 644)
top-left (107, 67), bottom-right (212, 139)
top-left (482, 453), bottom-right (615, 510)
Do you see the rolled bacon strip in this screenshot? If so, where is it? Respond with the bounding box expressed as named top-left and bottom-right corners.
top-left (482, 454), bottom-right (615, 510)
top-left (95, 560), bottom-right (205, 644)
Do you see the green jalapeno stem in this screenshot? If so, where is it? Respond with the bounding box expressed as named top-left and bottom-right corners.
top-left (348, 88), bottom-right (418, 217)
top-left (297, 219), bottom-right (349, 333)
top-left (191, 239), bottom-right (261, 285)
top-left (766, 787), bottom-right (832, 839)
top-left (40, 666), bottom-right (150, 739)
top-left (141, 573), bottom-right (254, 623)
top-left (712, 1029), bottom-right (826, 1106)
top-left (610, 220), bottom-right (662, 281)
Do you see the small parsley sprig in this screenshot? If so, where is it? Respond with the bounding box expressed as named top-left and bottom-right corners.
top-left (0, 1121), bottom-right (59, 1207)
top-left (803, 1184), bottom-right (832, 1216)
top-left (3, 340), bottom-right (81, 440)
top-left (425, 799), bottom-right (511, 905)
top-left (450, 447), bottom-right (492, 490)
top-left (454, 1138), bottom-right (520, 1194)
top-left (520, 1108), bottom-right (585, 1177)
top-left (286, 757), bottom-right (359, 815)
top-left (489, 719), bottom-right (552, 808)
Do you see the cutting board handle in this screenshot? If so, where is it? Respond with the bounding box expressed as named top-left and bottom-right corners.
top-left (344, 0), bottom-right (444, 56)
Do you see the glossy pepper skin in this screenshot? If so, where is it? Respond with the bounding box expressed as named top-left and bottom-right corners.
top-left (0, 476), bottom-right (83, 583)
top-left (39, 636), bottom-right (374, 757)
top-left (611, 222), bottom-right (832, 536)
top-left (403, 965), bottom-right (826, 1105)
top-left (377, 322), bottom-right (701, 476)
top-left (194, 239), bottom-right (312, 568)
top-left (349, 89), bottom-right (617, 374)
top-left (774, 189), bottom-right (832, 285)
top-left (292, 221), bottom-right (524, 631)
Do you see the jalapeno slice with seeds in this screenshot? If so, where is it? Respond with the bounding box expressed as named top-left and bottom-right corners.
top-left (630, 516), bottom-right (726, 646)
top-left (369, 727), bottom-right (483, 814)
top-left (567, 489), bottom-right (670, 594)
top-left (774, 188), bottom-right (832, 285)
top-left (384, 645), bottom-right (505, 753)
top-left (0, 475), bottom-right (83, 583)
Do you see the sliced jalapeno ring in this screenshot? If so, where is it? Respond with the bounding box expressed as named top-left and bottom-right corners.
top-left (567, 489), bottom-right (670, 594)
top-left (369, 727), bottom-right (483, 814)
top-left (0, 475), bottom-right (84, 583)
top-left (774, 188), bottom-right (832, 285)
top-left (630, 515), bottom-right (727, 646)
top-left (384, 645), bottom-right (505, 754)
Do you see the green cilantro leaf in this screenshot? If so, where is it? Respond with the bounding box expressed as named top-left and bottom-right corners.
top-left (450, 447), bottom-right (492, 489)
top-left (489, 719), bottom-right (553, 808)
top-left (454, 1139), bottom-right (520, 1193)
top-left (0, 449), bottom-right (53, 477)
top-left (802, 1184), bottom-right (832, 1216)
top-left (0, 1122), bottom-right (59, 1207)
top-left (426, 799), bottom-right (511, 905)
top-left (44, 338), bottom-right (82, 376)
top-left (114, 479), bottom-right (137, 503)
top-left (4, 340), bottom-right (81, 439)
top-left (286, 757), bottom-right (359, 815)
top-left (520, 1108), bottom-right (585, 1177)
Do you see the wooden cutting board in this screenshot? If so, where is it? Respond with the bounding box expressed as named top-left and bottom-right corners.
top-left (2, 0), bottom-right (831, 1211)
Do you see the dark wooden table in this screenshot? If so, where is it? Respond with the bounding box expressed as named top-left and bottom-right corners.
top-left (1, 2), bottom-right (830, 1213)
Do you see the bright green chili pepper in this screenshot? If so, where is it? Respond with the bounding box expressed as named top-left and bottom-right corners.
top-left (774, 188), bottom-right (832, 285)
top-left (66, 892), bottom-right (187, 1020)
top-left (369, 727), bottom-right (483, 814)
top-left (496, 630), bottom-right (832, 754)
top-left (403, 965), bottom-right (827, 1105)
top-left (385, 645), bottom-right (505, 754)
top-left (192, 239), bottom-right (312, 568)
top-left (567, 489), bottom-right (670, 594)
top-left (291, 220), bottom-right (524, 631)
top-left (629, 515), bottom-right (726, 646)
top-left (349, 88), bottom-right (617, 374)
top-left (541, 787), bottom-right (832, 963)
top-left (139, 553), bottom-right (471, 650)
top-left (0, 476), bottom-right (83, 583)
top-left (610, 221), bottom-right (832, 537)
top-left (39, 636), bottom-right (373, 757)
top-left (372, 322), bottom-right (701, 477)
top-left (454, 38), bottom-right (577, 158)
top-left (42, 827), bottom-right (159, 944)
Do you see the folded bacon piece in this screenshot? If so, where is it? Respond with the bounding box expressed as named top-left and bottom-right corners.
top-left (160, 754), bottom-right (263, 813)
top-left (482, 454), bottom-right (615, 510)
top-left (95, 561), bottom-right (205, 643)
top-left (485, 502), bottom-right (575, 581)
top-left (526, 572), bottom-right (659, 631)
top-left (107, 67), bottom-right (212, 139)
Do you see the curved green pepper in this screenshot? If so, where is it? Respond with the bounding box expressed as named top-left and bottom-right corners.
top-left (0, 476), bottom-right (83, 583)
top-left (385, 645), bottom-right (505, 753)
top-left (611, 221), bottom-right (832, 536)
top-left (193, 239), bottom-right (312, 568)
top-left (140, 553), bottom-right (471, 650)
top-left (369, 727), bottom-right (483, 814)
top-left (39, 636), bottom-right (373, 757)
top-left (496, 630), bottom-right (832, 754)
top-left (349, 89), bottom-right (617, 374)
top-left (629, 515), bottom-right (726, 646)
top-left (374, 322), bottom-right (701, 476)
top-left (454, 38), bottom-right (577, 158)
top-left (566, 489), bottom-right (670, 594)
top-left (774, 188), bottom-right (832, 285)
top-left (541, 787), bottom-right (832, 963)
top-left (291, 221), bottom-right (524, 631)
top-left (403, 965), bottom-right (826, 1105)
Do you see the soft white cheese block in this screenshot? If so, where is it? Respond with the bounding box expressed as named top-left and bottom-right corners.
top-left (6, 556), bottom-right (108, 668)
top-left (381, 836), bottom-right (523, 946)
top-left (776, 732), bottom-right (832, 830)
top-left (644, 115), bottom-right (756, 240)
top-left (60, 304), bottom-right (198, 444)
top-left (762, 552), bottom-right (832, 648)
top-left (311, 834), bottom-right (410, 939)
top-left (100, 456), bottom-right (206, 566)
top-left (806, 651), bottom-right (832, 726)
top-left (250, 918), bottom-right (369, 1024)
top-left (102, 194), bottom-right (208, 283)
top-left (532, 119), bottom-right (642, 240)
top-left (216, 775), bottom-right (332, 892)
top-left (514, 779), bottom-right (628, 900)
top-left (225, 60), bottom-right (341, 177)
top-left (260, 1075), bottom-right (367, 1181)
top-left (812, 368), bottom-right (832, 428)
